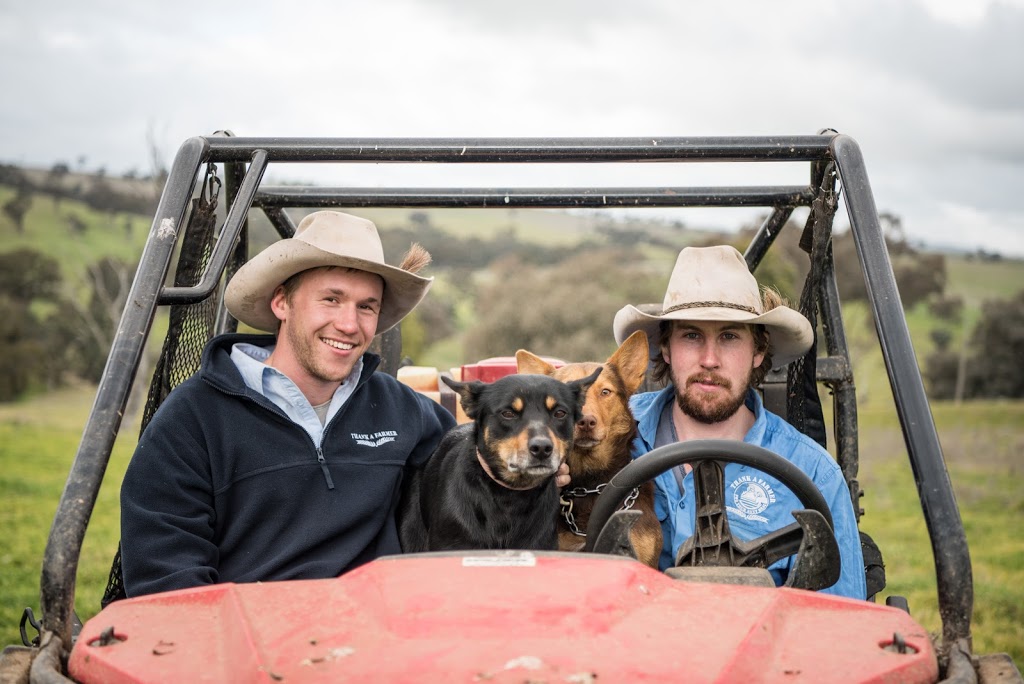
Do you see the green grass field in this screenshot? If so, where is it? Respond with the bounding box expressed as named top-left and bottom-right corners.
top-left (1, 385), bottom-right (1021, 671)
top-left (856, 401), bottom-right (1024, 666)
top-left (0, 186), bottom-right (150, 281)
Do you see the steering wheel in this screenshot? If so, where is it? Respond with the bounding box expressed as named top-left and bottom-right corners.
top-left (582, 440), bottom-right (841, 591)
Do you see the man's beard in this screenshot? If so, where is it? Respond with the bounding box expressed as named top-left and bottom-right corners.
top-left (286, 323), bottom-right (351, 385)
top-left (674, 370), bottom-right (750, 425)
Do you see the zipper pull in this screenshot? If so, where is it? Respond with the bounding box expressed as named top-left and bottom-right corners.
top-left (317, 447), bottom-right (335, 490)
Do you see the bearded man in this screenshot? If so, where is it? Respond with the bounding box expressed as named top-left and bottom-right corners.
top-left (613, 245), bottom-right (866, 599)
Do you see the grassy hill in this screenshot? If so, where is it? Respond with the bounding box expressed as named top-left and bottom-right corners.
top-left (0, 185), bottom-right (150, 280)
top-left (946, 253), bottom-right (1024, 305)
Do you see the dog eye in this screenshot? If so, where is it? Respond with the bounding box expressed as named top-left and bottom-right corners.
top-left (500, 409), bottom-right (517, 420)
top-left (553, 408), bottom-right (568, 419)
top-left (600, 388), bottom-right (613, 397)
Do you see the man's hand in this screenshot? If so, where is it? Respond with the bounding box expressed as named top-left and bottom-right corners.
top-left (555, 461), bottom-right (571, 488)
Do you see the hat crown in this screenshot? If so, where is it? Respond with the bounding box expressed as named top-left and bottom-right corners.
top-left (295, 211), bottom-right (385, 264)
top-left (612, 244), bottom-right (813, 368)
top-left (661, 246), bottom-right (762, 314)
top-left (224, 210), bottom-right (432, 334)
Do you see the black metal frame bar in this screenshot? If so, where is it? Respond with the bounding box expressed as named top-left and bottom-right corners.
top-left (34, 133), bottom-right (972, 667)
top-left (253, 186), bottom-right (814, 209)
top-left (832, 136), bottom-right (972, 645)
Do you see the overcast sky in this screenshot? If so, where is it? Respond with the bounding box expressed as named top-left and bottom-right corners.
top-left (3, 0), bottom-right (1023, 257)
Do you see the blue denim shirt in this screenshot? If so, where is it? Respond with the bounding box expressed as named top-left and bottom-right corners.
top-left (630, 386), bottom-right (866, 599)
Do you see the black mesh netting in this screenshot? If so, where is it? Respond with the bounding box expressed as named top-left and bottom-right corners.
top-left (101, 181), bottom-right (234, 607)
top-left (787, 165), bottom-right (836, 450)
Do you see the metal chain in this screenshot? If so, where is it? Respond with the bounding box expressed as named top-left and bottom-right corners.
top-left (559, 485), bottom-right (641, 537)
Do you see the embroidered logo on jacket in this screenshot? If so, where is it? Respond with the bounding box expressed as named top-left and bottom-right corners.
top-left (726, 475), bottom-right (776, 522)
top-left (351, 431), bottom-right (397, 447)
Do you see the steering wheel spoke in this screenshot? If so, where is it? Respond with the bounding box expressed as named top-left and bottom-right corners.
top-left (590, 509), bottom-right (643, 558)
top-left (783, 509), bottom-right (842, 591)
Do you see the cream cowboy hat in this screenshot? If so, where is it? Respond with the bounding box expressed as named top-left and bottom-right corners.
top-left (225, 210), bottom-right (432, 334)
top-left (613, 245), bottom-right (813, 368)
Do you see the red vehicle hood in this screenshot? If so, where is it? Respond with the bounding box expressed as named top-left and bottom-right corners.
top-left (70, 552), bottom-right (937, 683)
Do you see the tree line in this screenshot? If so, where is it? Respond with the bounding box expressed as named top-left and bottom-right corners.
top-left (1, 174), bottom-right (1021, 402)
top-left (1, 163), bottom-right (160, 234)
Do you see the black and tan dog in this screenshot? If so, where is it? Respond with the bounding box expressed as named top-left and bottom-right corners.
top-left (516, 330), bottom-right (662, 568)
top-left (399, 370), bottom-right (600, 553)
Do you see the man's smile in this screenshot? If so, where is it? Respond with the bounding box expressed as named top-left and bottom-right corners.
top-left (321, 337), bottom-right (356, 351)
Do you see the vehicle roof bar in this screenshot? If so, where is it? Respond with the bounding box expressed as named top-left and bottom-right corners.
top-left (202, 135), bottom-right (835, 163)
top-left (252, 185), bottom-right (814, 209)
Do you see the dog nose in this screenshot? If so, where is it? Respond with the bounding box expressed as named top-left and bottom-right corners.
top-left (528, 435), bottom-right (554, 460)
top-left (577, 414), bottom-right (597, 431)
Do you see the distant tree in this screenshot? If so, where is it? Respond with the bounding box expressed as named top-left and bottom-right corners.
top-left (928, 290), bottom-right (1024, 401)
top-left (2, 185), bottom-right (33, 234)
top-left (928, 294), bottom-right (963, 323)
top-left (0, 163), bottom-right (27, 186)
top-left (81, 173), bottom-right (119, 213)
top-left (962, 291), bottom-right (1024, 399)
top-left (892, 251), bottom-right (946, 309)
top-left (0, 295), bottom-right (48, 400)
top-left (464, 248), bottom-right (664, 362)
top-left (409, 211), bottom-right (432, 230)
top-left (0, 249), bottom-right (61, 301)
top-left (54, 256), bottom-right (137, 381)
top-left (831, 213), bottom-right (946, 309)
top-left (412, 292), bottom-right (457, 346)
top-left (923, 348), bottom-right (960, 400)
top-left (929, 328), bottom-right (953, 352)
top-left (0, 249), bottom-right (65, 400)
top-left (47, 162), bottom-right (71, 208)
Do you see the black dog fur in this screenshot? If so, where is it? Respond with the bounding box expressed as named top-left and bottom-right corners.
top-left (399, 370), bottom-right (600, 552)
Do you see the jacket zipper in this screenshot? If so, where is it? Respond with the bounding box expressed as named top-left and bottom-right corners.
top-left (316, 446), bottom-right (335, 490)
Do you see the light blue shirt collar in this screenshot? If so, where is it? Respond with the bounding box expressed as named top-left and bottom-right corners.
top-left (229, 342), bottom-right (363, 446)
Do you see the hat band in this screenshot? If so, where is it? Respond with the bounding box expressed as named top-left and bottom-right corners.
top-left (661, 301), bottom-right (759, 316)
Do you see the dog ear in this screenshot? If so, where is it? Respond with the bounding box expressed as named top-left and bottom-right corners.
top-left (515, 349), bottom-right (555, 376)
top-left (440, 375), bottom-right (485, 420)
top-left (609, 330), bottom-right (650, 395)
top-left (567, 366), bottom-right (603, 406)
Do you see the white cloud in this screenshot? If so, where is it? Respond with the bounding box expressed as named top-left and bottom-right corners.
top-left (1, 0), bottom-right (1022, 257)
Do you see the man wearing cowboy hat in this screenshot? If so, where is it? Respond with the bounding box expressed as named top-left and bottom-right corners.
top-left (119, 211), bottom-right (459, 597)
top-left (613, 245), bottom-right (866, 599)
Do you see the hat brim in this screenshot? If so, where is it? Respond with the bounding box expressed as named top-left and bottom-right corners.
top-left (613, 302), bottom-right (813, 369)
top-left (225, 240), bottom-right (433, 334)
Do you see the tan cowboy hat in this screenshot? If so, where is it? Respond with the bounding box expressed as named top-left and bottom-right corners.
top-left (613, 245), bottom-right (813, 367)
top-left (225, 210), bottom-right (432, 333)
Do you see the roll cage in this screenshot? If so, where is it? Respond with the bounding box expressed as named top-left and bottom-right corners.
top-left (35, 132), bottom-right (972, 673)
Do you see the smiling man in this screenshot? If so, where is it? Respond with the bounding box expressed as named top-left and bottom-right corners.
top-left (613, 245), bottom-right (866, 599)
top-left (119, 211), bottom-right (458, 597)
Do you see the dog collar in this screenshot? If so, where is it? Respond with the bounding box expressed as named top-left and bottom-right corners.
top-left (476, 450), bottom-right (537, 491)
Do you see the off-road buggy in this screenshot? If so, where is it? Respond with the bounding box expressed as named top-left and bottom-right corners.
top-left (2, 132), bottom-right (1020, 682)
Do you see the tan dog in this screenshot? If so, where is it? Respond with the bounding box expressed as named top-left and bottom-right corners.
top-left (516, 330), bottom-right (662, 568)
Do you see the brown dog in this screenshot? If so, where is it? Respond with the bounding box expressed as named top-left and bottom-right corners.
top-left (515, 330), bottom-right (662, 568)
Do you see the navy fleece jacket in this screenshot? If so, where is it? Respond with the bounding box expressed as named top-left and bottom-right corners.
top-left (120, 333), bottom-right (455, 597)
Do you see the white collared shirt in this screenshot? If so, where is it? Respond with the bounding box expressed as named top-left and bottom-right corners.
top-left (229, 342), bottom-right (363, 446)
